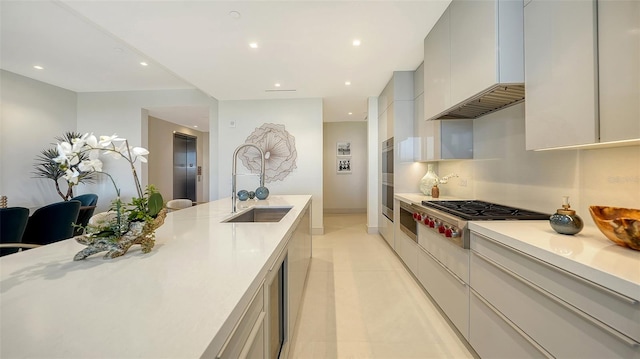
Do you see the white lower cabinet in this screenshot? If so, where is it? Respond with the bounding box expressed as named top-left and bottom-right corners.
top-left (416, 246), bottom-right (470, 339)
top-left (470, 289), bottom-right (550, 358)
top-left (416, 224), bottom-right (470, 339)
top-left (217, 285), bottom-right (266, 359)
top-left (379, 214), bottom-right (393, 248)
top-left (242, 319), bottom-right (265, 359)
top-left (470, 232), bottom-right (640, 358)
top-left (395, 230), bottom-right (418, 274)
top-left (287, 206), bottom-right (312, 352)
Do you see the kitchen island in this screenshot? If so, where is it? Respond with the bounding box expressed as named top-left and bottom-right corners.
top-left (0, 195), bottom-right (312, 358)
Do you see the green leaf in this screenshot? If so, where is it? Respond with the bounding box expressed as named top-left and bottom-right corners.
top-left (148, 192), bottom-right (163, 217)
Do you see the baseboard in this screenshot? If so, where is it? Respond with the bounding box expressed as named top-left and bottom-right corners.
top-left (312, 227), bottom-right (324, 235)
top-left (367, 226), bottom-right (379, 235)
top-left (323, 208), bottom-right (366, 214)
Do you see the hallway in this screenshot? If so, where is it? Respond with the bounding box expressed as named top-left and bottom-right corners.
top-left (290, 213), bottom-right (475, 358)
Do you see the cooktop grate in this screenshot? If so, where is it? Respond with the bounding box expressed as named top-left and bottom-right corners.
top-left (420, 200), bottom-right (550, 221)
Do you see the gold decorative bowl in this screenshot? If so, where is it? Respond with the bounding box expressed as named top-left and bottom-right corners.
top-left (589, 206), bottom-right (640, 251)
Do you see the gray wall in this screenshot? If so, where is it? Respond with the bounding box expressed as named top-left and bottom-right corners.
top-left (0, 70), bottom-right (77, 208)
top-left (77, 90), bottom-right (217, 212)
top-left (147, 116), bottom-right (209, 203)
top-left (323, 121), bottom-right (368, 213)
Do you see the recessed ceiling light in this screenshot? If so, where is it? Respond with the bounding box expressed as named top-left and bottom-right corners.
top-left (140, 62), bottom-right (148, 66)
top-left (345, 81), bottom-right (351, 86)
top-left (274, 83), bottom-right (281, 87)
top-left (33, 65), bottom-right (44, 70)
top-left (249, 42), bottom-right (258, 49)
top-left (113, 47), bottom-right (124, 53)
top-left (194, 125), bottom-right (198, 128)
top-left (352, 39), bottom-right (361, 46)
top-left (348, 112), bottom-right (353, 115)
top-left (229, 10), bottom-right (241, 19)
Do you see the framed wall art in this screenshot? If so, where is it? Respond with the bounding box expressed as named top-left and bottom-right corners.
top-left (337, 141), bottom-right (351, 156)
top-left (337, 157), bottom-right (352, 174)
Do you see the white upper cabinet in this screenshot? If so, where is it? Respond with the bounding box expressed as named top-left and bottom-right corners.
top-left (424, 7), bottom-right (451, 121)
top-left (450, 0), bottom-right (497, 104)
top-left (598, 0), bottom-right (640, 142)
top-left (424, 0), bottom-right (524, 122)
top-left (417, 59), bottom-right (473, 161)
top-left (419, 119), bottom-right (474, 161)
top-left (524, 0), bottom-right (598, 150)
top-left (525, 0), bottom-right (640, 150)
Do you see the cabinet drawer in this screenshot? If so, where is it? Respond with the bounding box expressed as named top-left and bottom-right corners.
top-left (397, 229), bottom-right (418, 274)
top-left (471, 250), bottom-right (640, 358)
top-left (470, 289), bottom-right (551, 359)
top-left (417, 247), bottom-right (469, 339)
top-left (418, 225), bottom-right (469, 282)
top-left (217, 285), bottom-right (265, 359)
top-left (471, 232), bottom-right (639, 341)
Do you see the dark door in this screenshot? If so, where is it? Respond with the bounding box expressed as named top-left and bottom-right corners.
top-left (173, 133), bottom-right (197, 202)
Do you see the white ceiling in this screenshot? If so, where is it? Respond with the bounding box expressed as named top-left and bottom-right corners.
top-left (1, 0), bottom-right (451, 131)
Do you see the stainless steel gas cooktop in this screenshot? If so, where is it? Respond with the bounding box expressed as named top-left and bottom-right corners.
top-left (420, 200), bottom-right (550, 221)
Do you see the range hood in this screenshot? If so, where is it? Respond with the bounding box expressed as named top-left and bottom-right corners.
top-left (434, 84), bottom-right (525, 120)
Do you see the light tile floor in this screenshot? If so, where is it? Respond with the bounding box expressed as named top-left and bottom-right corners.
top-left (290, 213), bottom-right (475, 358)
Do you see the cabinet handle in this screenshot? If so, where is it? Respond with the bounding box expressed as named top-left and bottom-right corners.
top-left (473, 251), bottom-right (640, 348)
top-left (420, 247), bottom-right (467, 287)
top-left (471, 289), bottom-right (554, 358)
top-left (475, 233), bottom-right (638, 305)
top-left (238, 311), bottom-right (265, 359)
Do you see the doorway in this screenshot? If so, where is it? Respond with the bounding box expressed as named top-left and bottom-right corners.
top-left (173, 133), bottom-right (197, 202)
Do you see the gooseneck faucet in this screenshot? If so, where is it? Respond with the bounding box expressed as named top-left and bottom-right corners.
top-left (232, 144), bottom-right (265, 213)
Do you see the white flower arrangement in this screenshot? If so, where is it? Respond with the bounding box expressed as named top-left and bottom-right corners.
top-left (54, 133), bottom-right (148, 198)
top-left (50, 132), bottom-right (165, 260)
top-left (434, 173), bottom-right (459, 186)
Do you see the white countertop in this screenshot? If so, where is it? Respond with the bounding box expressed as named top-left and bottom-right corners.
top-left (396, 193), bottom-right (639, 301)
top-left (395, 192), bottom-right (465, 205)
top-left (469, 221), bottom-right (640, 301)
top-left (0, 195), bottom-right (312, 358)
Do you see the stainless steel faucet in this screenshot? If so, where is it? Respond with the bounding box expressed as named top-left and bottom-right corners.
top-left (232, 144), bottom-right (265, 213)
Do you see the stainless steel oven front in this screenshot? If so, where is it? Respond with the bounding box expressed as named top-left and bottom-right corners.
top-left (399, 201), bottom-right (417, 242)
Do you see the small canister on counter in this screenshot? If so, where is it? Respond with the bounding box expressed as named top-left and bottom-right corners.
top-left (549, 196), bottom-right (584, 235)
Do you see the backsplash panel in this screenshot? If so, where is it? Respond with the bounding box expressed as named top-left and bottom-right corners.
top-left (439, 103), bottom-right (640, 227)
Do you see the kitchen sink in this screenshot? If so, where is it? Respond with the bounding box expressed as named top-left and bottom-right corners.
top-left (222, 207), bottom-right (292, 223)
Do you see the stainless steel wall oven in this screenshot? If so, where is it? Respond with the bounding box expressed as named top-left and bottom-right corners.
top-left (381, 137), bottom-right (394, 221)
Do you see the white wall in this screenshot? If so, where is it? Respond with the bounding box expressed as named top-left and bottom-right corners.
top-left (323, 121), bottom-right (367, 212)
top-left (77, 90), bottom-right (217, 211)
top-left (0, 70), bottom-right (77, 208)
top-left (208, 99), bottom-right (219, 200)
top-left (438, 103), bottom-right (640, 226)
top-left (147, 116), bottom-right (209, 203)
top-left (367, 97), bottom-right (379, 233)
top-left (218, 98), bottom-right (324, 233)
